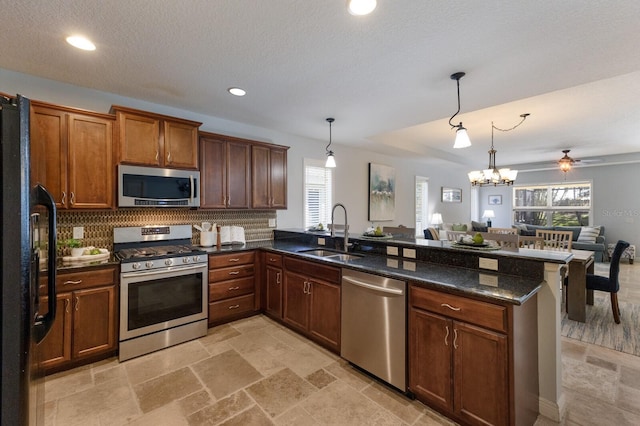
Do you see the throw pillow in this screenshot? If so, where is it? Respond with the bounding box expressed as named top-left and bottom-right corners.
top-left (452, 223), bottom-right (468, 231)
top-left (471, 220), bottom-right (488, 232)
top-left (577, 226), bottom-right (601, 243)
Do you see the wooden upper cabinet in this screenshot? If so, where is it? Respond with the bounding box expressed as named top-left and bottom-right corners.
top-left (251, 144), bottom-right (288, 209)
top-left (199, 132), bottom-right (251, 209)
top-left (30, 102), bottom-right (114, 209)
top-left (111, 105), bottom-right (201, 169)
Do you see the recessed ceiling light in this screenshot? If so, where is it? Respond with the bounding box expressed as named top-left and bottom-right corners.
top-left (228, 87), bottom-right (246, 97)
top-left (347, 0), bottom-right (377, 16)
top-left (66, 35), bottom-right (96, 51)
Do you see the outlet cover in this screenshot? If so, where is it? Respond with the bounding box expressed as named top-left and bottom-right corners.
top-left (72, 226), bottom-right (84, 240)
top-left (318, 237), bottom-right (325, 246)
top-left (268, 218), bottom-right (276, 227)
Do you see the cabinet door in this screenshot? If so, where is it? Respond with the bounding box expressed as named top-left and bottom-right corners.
top-left (117, 111), bottom-right (161, 166)
top-left (408, 307), bottom-right (453, 412)
top-left (251, 145), bottom-right (271, 208)
top-left (453, 321), bottom-right (509, 426)
top-left (283, 271), bottom-right (309, 332)
top-left (227, 141), bottom-right (251, 209)
top-left (308, 279), bottom-right (340, 352)
top-left (30, 105), bottom-right (68, 208)
top-left (38, 293), bottom-right (72, 369)
top-left (163, 120), bottom-right (198, 169)
top-left (265, 266), bottom-right (282, 318)
top-left (269, 147), bottom-right (287, 209)
top-left (72, 286), bottom-right (117, 360)
top-left (199, 136), bottom-right (227, 208)
top-left (67, 113), bottom-right (114, 209)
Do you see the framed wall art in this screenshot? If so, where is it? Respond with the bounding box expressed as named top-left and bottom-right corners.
top-left (488, 195), bottom-right (502, 205)
top-left (441, 187), bottom-right (462, 203)
top-left (368, 163), bottom-right (395, 221)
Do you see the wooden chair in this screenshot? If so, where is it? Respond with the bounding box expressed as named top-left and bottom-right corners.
top-left (488, 227), bottom-right (517, 235)
top-left (519, 236), bottom-right (544, 249)
top-left (482, 232), bottom-right (519, 250)
top-left (446, 231), bottom-right (467, 242)
top-left (535, 229), bottom-right (573, 251)
top-left (383, 225), bottom-right (415, 238)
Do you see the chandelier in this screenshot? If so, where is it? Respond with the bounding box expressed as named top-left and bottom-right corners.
top-left (468, 114), bottom-right (529, 186)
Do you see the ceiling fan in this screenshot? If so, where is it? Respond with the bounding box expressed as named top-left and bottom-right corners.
top-left (558, 149), bottom-right (579, 173)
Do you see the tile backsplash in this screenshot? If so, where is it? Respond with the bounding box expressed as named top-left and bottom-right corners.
top-left (56, 209), bottom-right (276, 254)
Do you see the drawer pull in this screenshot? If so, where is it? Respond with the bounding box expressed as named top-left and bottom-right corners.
top-left (441, 303), bottom-right (461, 311)
top-left (228, 271), bottom-right (240, 275)
top-left (444, 325), bottom-right (449, 346)
top-left (64, 298), bottom-right (70, 313)
top-left (453, 329), bottom-right (459, 349)
top-left (228, 286), bottom-right (240, 290)
top-left (64, 279), bottom-right (83, 285)
top-left (228, 258), bottom-right (240, 262)
top-left (228, 304), bottom-right (240, 310)
top-left (276, 272), bottom-right (281, 284)
top-left (74, 297), bottom-right (79, 311)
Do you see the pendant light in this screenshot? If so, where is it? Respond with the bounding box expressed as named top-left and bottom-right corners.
top-left (448, 72), bottom-right (471, 149)
top-left (325, 118), bottom-right (336, 168)
top-left (468, 114), bottom-right (529, 186)
top-left (347, 0), bottom-right (377, 15)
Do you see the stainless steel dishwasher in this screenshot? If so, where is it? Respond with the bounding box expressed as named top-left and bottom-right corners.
top-left (341, 269), bottom-right (407, 391)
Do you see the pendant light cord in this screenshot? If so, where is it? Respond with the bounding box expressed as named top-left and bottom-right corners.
top-left (448, 73), bottom-right (465, 129)
top-left (325, 117), bottom-right (334, 152)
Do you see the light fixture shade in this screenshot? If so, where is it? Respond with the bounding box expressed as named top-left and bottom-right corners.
top-left (453, 126), bottom-right (471, 149)
top-left (347, 0), bottom-right (377, 15)
top-left (431, 213), bottom-right (443, 226)
top-left (482, 210), bottom-right (495, 219)
top-left (325, 152), bottom-right (336, 168)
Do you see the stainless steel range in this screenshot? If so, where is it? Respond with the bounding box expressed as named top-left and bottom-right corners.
top-left (114, 225), bottom-right (208, 361)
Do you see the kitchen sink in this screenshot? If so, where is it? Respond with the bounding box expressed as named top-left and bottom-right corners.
top-left (298, 249), bottom-right (363, 261)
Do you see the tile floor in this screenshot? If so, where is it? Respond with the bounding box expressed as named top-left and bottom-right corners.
top-left (44, 263), bottom-right (640, 426)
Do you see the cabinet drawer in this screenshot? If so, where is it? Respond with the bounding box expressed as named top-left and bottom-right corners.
top-left (265, 253), bottom-right (283, 267)
top-left (209, 293), bottom-right (255, 322)
top-left (208, 265), bottom-right (254, 282)
top-left (56, 266), bottom-right (117, 291)
top-left (411, 285), bottom-right (507, 333)
top-left (208, 251), bottom-right (255, 268)
top-left (284, 256), bottom-right (340, 284)
top-left (209, 276), bottom-right (254, 301)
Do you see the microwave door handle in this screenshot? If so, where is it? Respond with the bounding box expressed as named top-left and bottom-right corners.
top-left (190, 174), bottom-right (194, 203)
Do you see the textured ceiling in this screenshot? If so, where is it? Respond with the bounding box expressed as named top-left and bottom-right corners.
top-left (1, 0), bottom-right (640, 168)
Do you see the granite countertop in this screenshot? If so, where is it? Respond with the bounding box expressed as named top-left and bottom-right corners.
top-left (263, 240), bottom-right (542, 305)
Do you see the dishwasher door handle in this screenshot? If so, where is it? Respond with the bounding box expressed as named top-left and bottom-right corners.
top-left (343, 276), bottom-right (404, 295)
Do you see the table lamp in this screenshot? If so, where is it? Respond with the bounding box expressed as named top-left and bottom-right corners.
top-left (482, 210), bottom-right (495, 228)
top-left (431, 213), bottom-right (443, 230)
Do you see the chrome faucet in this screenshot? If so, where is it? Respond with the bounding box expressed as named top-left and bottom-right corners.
top-left (331, 203), bottom-right (349, 252)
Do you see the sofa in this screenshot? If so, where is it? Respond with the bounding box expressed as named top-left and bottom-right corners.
top-left (513, 224), bottom-right (606, 262)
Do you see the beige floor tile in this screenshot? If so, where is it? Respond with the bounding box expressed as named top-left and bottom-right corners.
top-left (241, 347), bottom-right (287, 376)
top-left (127, 401), bottom-right (190, 426)
top-left (300, 381), bottom-right (380, 424)
top-left (368, 408), bottom-right (408, 425)
top-left (133, 367), bottom-right (202, 413)
top-left (276, 344), bottom-right (335, 378)
top-left (305, 368), bottom-right (336, 389)
top-left (187, 390), bottom-right (254, 426)
top-left (201, 339), bottom-right (234, 356)
top-left (323, 361), bottom-right (373, 391)
top-left (362, 382), bottom-right (422, 424)
top-left (564, 389), bottom-right (640, 425)
top-left (44, 365), bottom-right (93, 402)
top-left (246, 368), bottom-right (316, 417)
top-left (273, 406), bottom-right (318, 425)
top-left (412, 407), bottom-right (458, 426)
top-left (199, 324), bottom-right (241, 346)
top-left (124, 340), bottom-right (209, 385)
top-left (229, 315), bottom-right (273, 334)
top-left (562, 356), bottom-right (618, 404)
top-left (178, 390), bottom-right (213, 417)
top-left (227, 328), bottom-right (292, 357)
top-left (218, 405), bottom-right (274, 426)
top-left (191, 349), bottom-right (263, 399)
top-left (94, 363), bottom-right (128, 385)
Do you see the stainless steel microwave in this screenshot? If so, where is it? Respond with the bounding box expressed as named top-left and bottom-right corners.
top-left (118, 165), bottom-right (200, 208)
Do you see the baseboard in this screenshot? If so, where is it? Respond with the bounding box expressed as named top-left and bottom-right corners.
top-left (538, 393), bottom-right (566, 422)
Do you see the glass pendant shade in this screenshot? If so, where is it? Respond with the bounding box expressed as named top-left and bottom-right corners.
top-left (453, 126), bottom-right (471, 149)
top-left (325, 152), bottom-right (336, 168)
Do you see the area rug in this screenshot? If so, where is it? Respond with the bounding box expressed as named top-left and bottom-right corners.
top-left (561, 292), bottom-right (640, 357)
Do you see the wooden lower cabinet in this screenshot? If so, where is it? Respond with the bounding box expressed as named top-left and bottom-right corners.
top-left (208, 251), bottom-right (258, 325)
top-left (38, 265), bottom-right (118, 373)
top-left (264, 253), bottom-right (283, 318)
top-left (409, 284), bottom-right (539, 426)
top-left (282, 256), bottom-right (341, 353)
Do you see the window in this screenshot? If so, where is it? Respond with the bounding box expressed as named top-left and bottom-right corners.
top-left (303, 159), bottom-right (333, 229)
top-left (415, 177), bottom-right (429, 237)
top-left (513, 182), bottom-right (591, 226)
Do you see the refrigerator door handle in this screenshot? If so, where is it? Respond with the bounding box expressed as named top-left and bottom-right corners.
top-left (32, 184), bottom-right (57, 343)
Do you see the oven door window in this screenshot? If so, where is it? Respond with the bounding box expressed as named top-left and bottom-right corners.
top-left (127, 272), bottom-right (203, 331)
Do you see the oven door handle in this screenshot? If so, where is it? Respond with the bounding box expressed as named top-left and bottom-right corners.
top-left (121, 264), bottom-right (206, 279)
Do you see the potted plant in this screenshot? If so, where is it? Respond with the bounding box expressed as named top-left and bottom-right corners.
top-left (58, 238), bottom-right (83, 257)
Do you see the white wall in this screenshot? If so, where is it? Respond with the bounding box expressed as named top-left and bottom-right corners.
top-left (2, 68), bottom-right (474, 235)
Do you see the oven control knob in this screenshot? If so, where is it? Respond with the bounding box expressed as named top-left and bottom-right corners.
top-left (182, 257), bottom-right (191, 264)
top-left (145, 261), bottom-right (154, 269)
top-left (193, 255), bottom-right (200, 262)
top-left (132, 262), bottom-right (141, 270)
top-left (165, 258), bottom-right (173, 266)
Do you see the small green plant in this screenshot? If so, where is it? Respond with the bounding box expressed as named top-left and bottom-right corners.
top-left (58, 238), bottom-right (82, 249)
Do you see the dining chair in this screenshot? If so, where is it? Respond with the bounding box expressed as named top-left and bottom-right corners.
top-left (483, 232), bottom-right (519, 249)
top-left (535, 229), bottom-right (573, 251)
top-left (488, 227), bottom-right (517, 235)
top-left (519, 236), bottom-right (544, 249)
top-left (383, 225), bottom-right (415, 238)
top-left (446, 230), bottom-right (467, 242)
top-left (584, 240), bottom-right (630, 323)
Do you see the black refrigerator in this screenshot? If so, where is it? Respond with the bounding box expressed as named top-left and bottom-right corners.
top-left (1, 94), bottom-right (57, 426)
